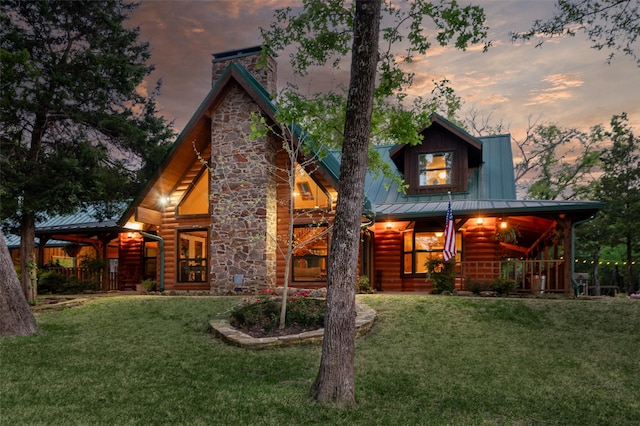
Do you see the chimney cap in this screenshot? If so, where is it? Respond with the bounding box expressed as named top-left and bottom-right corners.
top-left (212, 45), bottom-right (264, 62)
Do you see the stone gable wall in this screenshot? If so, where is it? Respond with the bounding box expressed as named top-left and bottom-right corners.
top-left (208, 83), bottom-right (277, 293)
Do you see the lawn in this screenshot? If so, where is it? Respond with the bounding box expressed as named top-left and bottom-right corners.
top-left (1, 294), bottom-right (639, 425)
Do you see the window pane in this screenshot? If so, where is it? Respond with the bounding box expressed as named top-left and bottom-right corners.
top-left (415, 233), bottom-right (441, 251)
top-left (293, 225), bottom-right (328, 281)
top-left (419, 152), bottom-right (453, 186)
top-left (403, 231), bottom-right (413, 251)
top-left (294, 164), bottom-right (330, 210)
top-left (178, 230), bottom-right (208, 282)
top-left (416, 252), bottom-right (434, 274)
top-left (177, 169), bottom-right (209, 215)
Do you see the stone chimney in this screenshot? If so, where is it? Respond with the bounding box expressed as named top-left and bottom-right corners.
top-left (211, 45), bottom-right (277, 95)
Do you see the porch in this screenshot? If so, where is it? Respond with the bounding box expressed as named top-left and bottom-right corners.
top-left (40, 267), bottom-right (121, 292)
top-left (459, 259), bottom-right (566, 293)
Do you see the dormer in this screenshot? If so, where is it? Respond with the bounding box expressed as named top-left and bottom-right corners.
top-left (390, 114), bottom-right (483, 195)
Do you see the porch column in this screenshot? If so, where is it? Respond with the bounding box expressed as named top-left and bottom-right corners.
top-left (560, 216), bottom-right (573, 293)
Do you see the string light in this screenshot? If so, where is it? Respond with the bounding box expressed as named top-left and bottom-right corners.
top-left (574, 258), bottom-right (636, 265)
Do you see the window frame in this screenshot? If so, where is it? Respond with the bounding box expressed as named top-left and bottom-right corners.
top-left (177, 228), bottom-right (208, 283)
top-left (418, 151), bottom-right (454, 187)
top-left (291, 223), bottom-right (329, 282)
top-left (402, 228), bottom-right (461, 276)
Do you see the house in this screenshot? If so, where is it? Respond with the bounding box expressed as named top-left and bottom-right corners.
top-left (6, 45), bottom-right (603, 294)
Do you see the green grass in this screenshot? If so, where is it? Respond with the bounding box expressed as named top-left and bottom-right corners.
top-left (1, 295), bottom-right (639, 425)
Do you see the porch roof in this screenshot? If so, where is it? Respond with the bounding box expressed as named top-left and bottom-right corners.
top-left (374, 199), bottom-right (604, 220)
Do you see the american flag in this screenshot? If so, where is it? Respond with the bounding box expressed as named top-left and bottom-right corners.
top-left (442, 198), bottom-right (456, 261)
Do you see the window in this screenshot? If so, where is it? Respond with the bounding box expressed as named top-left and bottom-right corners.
top-left (419, 152), bottom-right (453, 186)
top-left (178, 229), bottom-right (207, 282)
top-left (292, 224), bottom-right (328, 281)
top-left (402, 229), bottom-right (461, 275)
top-left (143, 240), bottom-right (158, 280)
top-left (294, 164), bottom-right (330, 210)
top-left (177, 167), bottom-right (209, 216)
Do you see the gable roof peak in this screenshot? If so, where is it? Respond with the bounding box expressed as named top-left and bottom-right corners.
top-left (212, 45), bottom-right (263, 62)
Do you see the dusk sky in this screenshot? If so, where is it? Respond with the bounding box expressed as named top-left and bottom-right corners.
top-left (129, 0), bottom-right (639, 142)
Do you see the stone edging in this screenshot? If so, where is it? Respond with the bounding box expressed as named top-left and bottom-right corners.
top-left (209, 303), bottom-right (377, 350)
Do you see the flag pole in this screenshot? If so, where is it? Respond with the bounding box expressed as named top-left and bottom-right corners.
top-left (443, 191), bottom-right (456, 263)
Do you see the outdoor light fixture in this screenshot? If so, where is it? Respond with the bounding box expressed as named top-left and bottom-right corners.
top-left (476, 217), bottom-right (484, 225)
top-left (386, 221), bottom-right (393, 229)
top-left (435, 232), bottom-right (444, 237)
top-left (500, 221), bottom-right (508, 229)
top-left (159, 195), bottom-right (170, 206)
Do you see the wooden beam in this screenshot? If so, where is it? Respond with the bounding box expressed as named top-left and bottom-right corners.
top-left (135, 206), bottom-right (163, 226)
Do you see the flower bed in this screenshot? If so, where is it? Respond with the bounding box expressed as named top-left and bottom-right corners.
top-left (229, 289), bottom-right (325, 337)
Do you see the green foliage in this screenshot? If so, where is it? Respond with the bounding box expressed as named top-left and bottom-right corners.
top-left (513, 0), bottom-right (640, 66)
top-left (518, 123), bottom-right (603, 200)
top-left (140, 279), bottom-right (157, 292)
top-left (0, 0), bottom-right (175, 224)
top-left (37, 271), bottom-right (68, 294)
top-left (260, 0), bottom-right (489, 185)
top-left (595, 113), bottom-right (640, 293)
top-left (229, 291), bottom-right (325, 333)
top-left (465, 278), bottom-right (490, 294)
top-left (61, 276), bottom-right (95, 294)
top-left (356, 275), bottom-right (375, 293)
top-left (285, 295), bottom-right (325, 327)
top-left (490, 278), bottom-right (519, 295)
top-left (425, 258), bottom-right (456, 294)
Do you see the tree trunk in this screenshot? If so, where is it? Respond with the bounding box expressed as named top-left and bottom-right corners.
top-left (625, 233), bottom-right (634, 294)
top-left (309, 0), bottom-right (381, 406)
top-left (20, 212), bottom-right (37, 303)
top-left (1, 230), bottom-right (40, 336)
top-left (593, 247), bottom-right (601, 296)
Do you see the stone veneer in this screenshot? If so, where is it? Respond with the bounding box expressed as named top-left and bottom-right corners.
top-left (211, 46), bottom-right (277, 96)
top-left (208, 48), bottom-right (278, 293)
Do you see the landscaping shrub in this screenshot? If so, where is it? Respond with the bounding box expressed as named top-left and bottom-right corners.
top-left (38, 271), bottom-right (68, 294)
top-left (465, 279), bottom-right (490, 294)
top-left (62, 277), bottom-right (95, 294)
top-left (426, 258), bottom-right (456, 294)
top-left (286, 295), bottom-right (325, 327)
top-left (229, 290), bottom-right (325, 334)
top-left (490, 278), bottom-right (519, 295)
top-left (356, 275), bottom-right (375, 293)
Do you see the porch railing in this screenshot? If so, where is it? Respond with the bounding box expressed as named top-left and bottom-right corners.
top-left (39, 267), bottom-right (120, 291)
top-left (460, 259), bottom-right (566, 293)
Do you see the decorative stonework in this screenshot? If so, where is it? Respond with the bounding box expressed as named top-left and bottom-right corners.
top-left (210, 302), bottom-right (377, 349)
top-left (211, 48), bottom-right (277, 96)
top-left (207, 48), bottom-right (278, 294)
top-left (208, 84), bottom-right (277, 293)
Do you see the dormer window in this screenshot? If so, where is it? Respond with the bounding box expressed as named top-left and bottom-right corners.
top-left (419, 152), bottom-right (453, 186)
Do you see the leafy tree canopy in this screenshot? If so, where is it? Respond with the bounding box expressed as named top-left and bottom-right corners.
top-left (513, 0), bottom-right (640, 66)
top-left (261, 0), bottom-right (488, 164)
top-left (0, 0), bottom-right (174, 228)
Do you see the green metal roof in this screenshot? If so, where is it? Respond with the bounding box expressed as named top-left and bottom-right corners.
top-left (374, 199), bottom-right (604, 220)
top-left (359, 129), bottom-right (602, 220)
